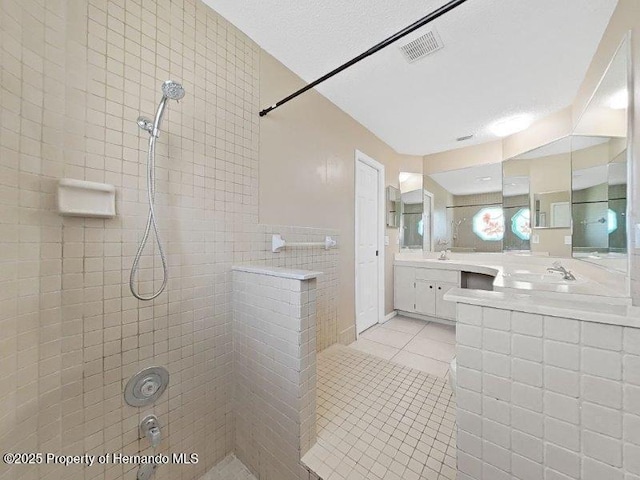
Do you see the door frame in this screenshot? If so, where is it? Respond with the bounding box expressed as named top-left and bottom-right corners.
top-left (423, 189), bottom-right (435, 252)
top-left (354, 150), bottom-right (385, 337)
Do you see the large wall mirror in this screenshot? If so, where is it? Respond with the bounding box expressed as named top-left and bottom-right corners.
top-left (396, 35), bottom-right (630, 272)
top-left (398, 172), bottom-right (432, 251)
top-left (429, 163), bottom-right (504, 252)
top-left (570, 34), bottom-right (629, 272)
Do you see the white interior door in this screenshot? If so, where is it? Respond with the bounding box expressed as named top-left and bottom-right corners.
top-left (356, 153), bottom-right (382, 334)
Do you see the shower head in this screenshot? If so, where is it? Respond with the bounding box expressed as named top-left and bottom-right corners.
top-left (161, 80), bottom-right (185, 101)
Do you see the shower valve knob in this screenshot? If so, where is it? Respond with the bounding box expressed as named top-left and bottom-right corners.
top-left (140, 415), bottom-right (162, 448)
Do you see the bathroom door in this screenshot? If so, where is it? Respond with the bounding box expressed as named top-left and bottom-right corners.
top-left (355, 151), bottom-right (384, 335)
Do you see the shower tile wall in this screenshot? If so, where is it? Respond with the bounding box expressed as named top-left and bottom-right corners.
top-left (0, 1), bottom-right (338, 480)
top-left (1, 0), bottom-right (260, 478)
top-left (251, 225), bottom-right (341, 352)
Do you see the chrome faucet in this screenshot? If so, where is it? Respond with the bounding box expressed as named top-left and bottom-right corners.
top-left (547, 261), bottom-right (576, 281)
top-left (437, 239), bottom-right (449, 260)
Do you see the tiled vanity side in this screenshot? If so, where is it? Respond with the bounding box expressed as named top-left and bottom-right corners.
top-left (455, 303), bottom-right (640, 480)
top-left (232, 268), bottom-right (318, 480)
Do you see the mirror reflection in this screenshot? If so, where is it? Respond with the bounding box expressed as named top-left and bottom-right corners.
top-left (502, 160), bottom-right (531, 251)
top-left (429, 163), bottom-right (503, 253)
top-left (399, 172), bottom-right (428, 250)
top-left (571, 136), bottom-right (627, 269)
top-left (570, 35), bottom-right (628, 272)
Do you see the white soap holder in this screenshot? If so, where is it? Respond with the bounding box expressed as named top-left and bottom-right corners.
top-left (57, 178), bottom-right (116, 218)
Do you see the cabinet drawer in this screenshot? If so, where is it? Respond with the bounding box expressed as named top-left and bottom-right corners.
top-left (415, 268), bottom-right (459, 284)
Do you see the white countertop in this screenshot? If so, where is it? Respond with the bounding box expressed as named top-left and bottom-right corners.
top-left (395, 252), bottom-right (636, 326)
top-left (444, 288), bottom-right (640, 328)
top-left (232, 265), bottom-right (322, 280)
top-left (395, 252), bottom-right (629, 302)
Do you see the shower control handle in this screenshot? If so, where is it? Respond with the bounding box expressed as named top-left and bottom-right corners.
top-left (140, 415), bottom-right (162, 448)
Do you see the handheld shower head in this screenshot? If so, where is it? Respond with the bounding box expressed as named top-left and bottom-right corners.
top-left (146, 80), bottom-right (185, 138)
top-left (161, 80), bottom-right (185, 101)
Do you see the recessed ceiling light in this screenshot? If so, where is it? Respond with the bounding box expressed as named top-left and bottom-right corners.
top-left (477, 176), bottom-right (492, 182)
top-left (488, 114), bottom-right (533, 137)
top-left (609, 89), bottom-right (628, 110)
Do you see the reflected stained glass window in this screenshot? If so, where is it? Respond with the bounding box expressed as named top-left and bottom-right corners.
top-left (511, 208), bottom-right (531, 241)
top-left (472, 207), bottom-right (505, 241)
top-left (608, 208), bottom-right (617, 235)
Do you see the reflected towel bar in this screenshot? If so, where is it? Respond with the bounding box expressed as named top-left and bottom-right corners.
top-left (272, 234), bottom-right (337, 253)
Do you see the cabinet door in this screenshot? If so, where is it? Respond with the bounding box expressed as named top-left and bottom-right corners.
top-left (435, 282), bottom-right (457, 320)
top-left (415, 281), bottom-right (436, 316)
top-left (394, 266), bottom-right (415, 312)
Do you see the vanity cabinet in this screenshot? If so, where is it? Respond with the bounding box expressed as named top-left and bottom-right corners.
top-left (394, 266), bottom-right (460, 321)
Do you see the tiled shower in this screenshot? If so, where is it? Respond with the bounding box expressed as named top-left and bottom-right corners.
top-left (0, 1), bottom-right (341, 479)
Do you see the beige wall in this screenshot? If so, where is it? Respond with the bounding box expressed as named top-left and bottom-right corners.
top-left (259, 52), bottom-right (422, 327)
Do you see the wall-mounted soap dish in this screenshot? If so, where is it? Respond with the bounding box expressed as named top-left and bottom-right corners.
top-left (57, 178), bottom-right (116, 218)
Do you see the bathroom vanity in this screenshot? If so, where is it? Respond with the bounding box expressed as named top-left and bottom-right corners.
top-left (394, 251), bottom-right (631, 324)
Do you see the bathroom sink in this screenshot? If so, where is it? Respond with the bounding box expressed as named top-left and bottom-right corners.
top-left (504, 272), bottom-right (586, 285)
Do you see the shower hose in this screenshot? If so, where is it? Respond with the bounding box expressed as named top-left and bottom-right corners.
top-left (129, 133), bottom-right (168, 300)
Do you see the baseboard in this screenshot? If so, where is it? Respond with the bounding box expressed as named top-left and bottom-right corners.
top-left (381, 311), bottom-right (398, 324)
top-left (395, 310), bottom-right (456, 326)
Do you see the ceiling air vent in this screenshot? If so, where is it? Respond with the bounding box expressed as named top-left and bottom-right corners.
top-left (399, 30), bottom-right (443, 63)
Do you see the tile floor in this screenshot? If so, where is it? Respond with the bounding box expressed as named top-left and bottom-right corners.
top-left (302, 345), bottom-right (456, 480)
top-left (200, 454), bottom-right (257, 480)
top-left (350, 316), bottom-right (456, 378)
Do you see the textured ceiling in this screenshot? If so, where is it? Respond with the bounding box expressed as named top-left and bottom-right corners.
top-left (204, 0), bottom-right (618, 155)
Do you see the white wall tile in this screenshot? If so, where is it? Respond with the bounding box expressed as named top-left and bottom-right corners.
top-left (545, 417), bottom-right (580, 452)
top-left (545, 443), bottom-right (581, 478)
top-left (582, 347), bottom-right (623, 380)
top-left (582, 402), bottom-right (622, 438)
top-left (584, 375), bottom-right (623, 409)
top-left (511, 312), bottom-right (543, 337)
top-left (512, 334), bottom-right (543, 362)
top-left (545, 317), bottom-right (580, 344)
top-left (583, 430), bottom-right (623, 467)
top-left (583, 322), bottom-right (623, 351)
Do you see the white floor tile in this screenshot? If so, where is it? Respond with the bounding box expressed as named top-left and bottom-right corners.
top-left (404, 335), bottom-right (456, 362)
top-left (200, 454), bottom-right (256, 480)
top-left (380, 316), bottom-right (428, 335)
top-left (303, 345), bottom-right (456, 480)
top-left (361, 326), bottom-right (415, 349)
top-left (391, 350), bottom-right (450, 377)
top-left (417, 322), bottom-right (456, 344)
top-left (350, 338), bottom-right (400, 360)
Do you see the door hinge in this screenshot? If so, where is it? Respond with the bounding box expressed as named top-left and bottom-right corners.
top-left (376, 250), bottom-right (379, 257)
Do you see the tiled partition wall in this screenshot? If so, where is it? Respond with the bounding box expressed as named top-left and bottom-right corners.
top-left (251, 225), bottom-right (341, 351)
top-left (232, 269), bottom-right (317, 480)
top-left (455, 303), bottom-right (640, 480)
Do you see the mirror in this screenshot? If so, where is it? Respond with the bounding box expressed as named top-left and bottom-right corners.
top-left (386, 185), bottom-right (400, 228)
top-left (502, 160), bottom-right (531, 251)
top-left (571, 35), bottom-right (629, 272)
top-left (571, 136), bottom-right (627, 269)
top-left (533, 191), bottom-right (572, 228)
top-left (506, 137), bottom-right (573, 256)
top-left (429, 163), bottom-right (503, 252)
top-left (399, 172), bottom-right (429, 250)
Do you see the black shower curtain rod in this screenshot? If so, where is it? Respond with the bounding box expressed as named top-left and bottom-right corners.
top-left (258, 0), bottom-right (470, 117)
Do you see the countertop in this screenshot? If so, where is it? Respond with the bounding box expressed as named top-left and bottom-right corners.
top-left (395, 252), bottom-right (637, 326)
